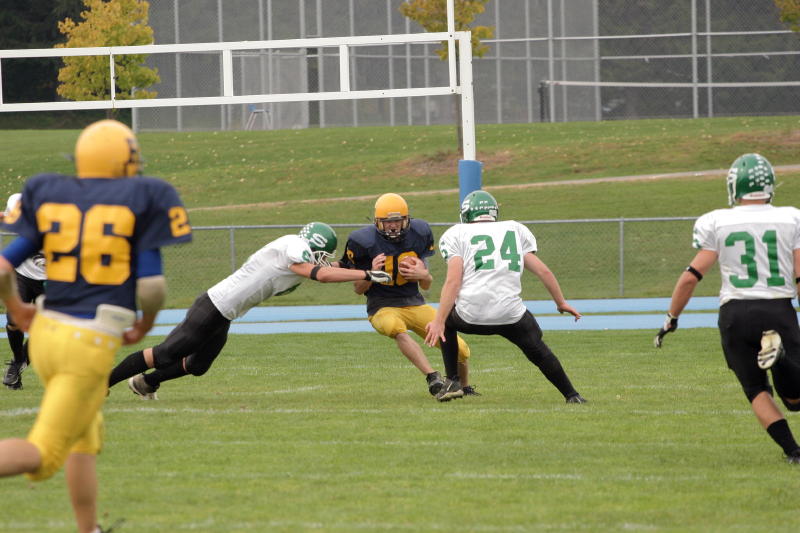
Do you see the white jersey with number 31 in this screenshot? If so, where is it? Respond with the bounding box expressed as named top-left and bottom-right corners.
top-left (693, 204), bottom-right (800, 305)
top-left (438, 220), bottom-right (536, 325)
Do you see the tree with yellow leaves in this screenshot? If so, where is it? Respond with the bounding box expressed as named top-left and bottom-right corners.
top-left (399, 0), bottom-right (494, 155)
top-left (399, 0), bottom-right (494, 59)
top-left (775, 0), bottom-right (800, 33)
top-left (56, 0), bottom-right (159, 108)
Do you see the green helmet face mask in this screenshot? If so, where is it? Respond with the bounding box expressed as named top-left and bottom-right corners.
top-left (460, 190), bottom-right (499, 223)
top-left (299, 222), bottom-right (338, 266)
top-left (726, 153), bottom-right (775, 207)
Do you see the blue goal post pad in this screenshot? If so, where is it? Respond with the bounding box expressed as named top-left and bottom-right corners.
top-left (458, 159), bottom-right (483, 205)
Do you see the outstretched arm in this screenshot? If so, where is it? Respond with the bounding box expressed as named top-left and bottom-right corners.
top-left (289, 262), bottom-right (391, 283)
top-left (523, 252), bottom-right (581, 320)
top-left (352, 253), bottom-right (387, 294)
top-left (424, 256), bottom-right (463, 347)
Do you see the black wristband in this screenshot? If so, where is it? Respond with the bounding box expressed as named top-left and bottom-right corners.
top-left (363, 270), bottom-right (371, 280)
top-left (796, 277), bottom-right (800, 284)
top-left (310, 265), bottom-right (322, 280)
top-left (686, 265), bottom-right (703, 281)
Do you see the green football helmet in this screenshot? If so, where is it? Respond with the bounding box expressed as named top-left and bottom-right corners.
top-left (460, 190), bottom-right (499, 223)
top-left (299, 222), bottom-right (338, 266)
top-left (726, 153), bottom-right (775, 207)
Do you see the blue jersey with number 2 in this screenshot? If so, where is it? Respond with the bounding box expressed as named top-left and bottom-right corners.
top-left (3, 173), bottom-right (192, 316)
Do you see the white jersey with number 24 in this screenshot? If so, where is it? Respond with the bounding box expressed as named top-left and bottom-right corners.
top-left (438, 220), bottom-right (537, 325)
top-left (693, 204), bottom-right (800, 305)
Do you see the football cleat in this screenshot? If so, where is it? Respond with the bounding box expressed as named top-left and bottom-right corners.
top-left (128, 373), bottom-right (159, 400)
top-left (566, 393), bottom-right (588, 404)
top-left (426, 371), bottom-right (445, 396)
top-left (758, 330), bottom-right (784, 370)
top-left (435, 377), bottom-right (463, 402)
top-left (462, 385), bottom-right (481, 396)
top-left (3, 360), bottom-right (27, 390)
top-left (787, 449), bottom-right (800, 465)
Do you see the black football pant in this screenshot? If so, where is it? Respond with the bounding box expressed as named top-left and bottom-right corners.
top-left (6, 273), bottom-right (45, 365)
top-left (719, 298), bottom-right (800, 406)
top-left (440, 309), bottom-right (578, 398)
top-left (149, 292), bottom-right (231, 384)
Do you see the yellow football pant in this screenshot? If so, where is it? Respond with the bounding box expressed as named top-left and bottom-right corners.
top-left (369, 304), bottom-right (470, 363)
top-left (25, 312), bottom-right (120, 481)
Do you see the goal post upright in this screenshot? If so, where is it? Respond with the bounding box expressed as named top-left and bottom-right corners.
top-left (446, 0), bottom-right (483, 204)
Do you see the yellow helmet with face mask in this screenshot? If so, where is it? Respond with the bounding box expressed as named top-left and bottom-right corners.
top-left (374, 193), bottom-right (410, 242)
top-left (75, 119), bottom-right (142, 178)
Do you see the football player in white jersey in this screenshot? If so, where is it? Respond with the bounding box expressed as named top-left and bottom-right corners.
top-left (656, 153), bottom-right (800, 464)
top-left (1, 193), bottom-right (47, 390)
top-left (108, 222), bottom-right (391, 399)
top-left (424, 190), bottom-right (586, 403)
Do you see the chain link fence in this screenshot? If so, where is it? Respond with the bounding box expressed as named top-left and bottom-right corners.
top-left (163, 218), bottom-right (723, 309)
top-left (0, 217), bottom-right (723, 311)
top-left (137, 0), bottom-right (799, 131)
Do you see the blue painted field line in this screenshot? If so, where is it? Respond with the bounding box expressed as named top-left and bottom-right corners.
top-left (3, 297), bottom-right (796, 336)
top-left (156, 296), bottom-right (722, 325)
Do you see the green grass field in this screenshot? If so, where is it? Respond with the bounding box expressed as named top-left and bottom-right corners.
top-left (2, 330), bottom-right (799, 532)
top-left (2, 116), bottom-right (800, 532)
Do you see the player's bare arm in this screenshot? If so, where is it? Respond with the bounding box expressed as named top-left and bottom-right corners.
top-left (794, 248), bottom-right (800, 289)
top-left (425, 256), bottom-right (464, 346)
top-left (668, 249), bottom-right (718, 318)
top-left (353, 253), bottom-right (388, 294)
top-left (523, 252), bottom-right (581, 320)
top-left (289, 262), bottom-right (391, 283)
top-left (125, 275), bottom-right (168, 345)
top-left (655, 249), bottom-right (718, 348)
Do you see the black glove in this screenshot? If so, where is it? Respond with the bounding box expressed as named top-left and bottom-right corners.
top-left (654, 313), bottom-right (678, 348)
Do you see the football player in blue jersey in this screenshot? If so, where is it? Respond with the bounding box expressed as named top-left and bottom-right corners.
top-left (0, 119), bottom-right (192, 533)
top-left (340, 193), bottom-right (475, 396)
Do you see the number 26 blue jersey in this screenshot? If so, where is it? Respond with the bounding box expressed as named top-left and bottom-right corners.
top-left (3, 173), bottom-right (192, 317)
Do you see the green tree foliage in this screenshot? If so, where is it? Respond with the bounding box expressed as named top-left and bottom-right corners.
top-left (775, 0), bottom-right (800, 32)
top-left (56, 0), bottom-right (159, 102)
top-left (0, 0), bottom-right (83, 103)
top-left (399, 0), bottom-right (494, 59)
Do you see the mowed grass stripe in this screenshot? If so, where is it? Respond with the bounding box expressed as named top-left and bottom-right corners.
top-left (3, 330), bottom-right (799, 532)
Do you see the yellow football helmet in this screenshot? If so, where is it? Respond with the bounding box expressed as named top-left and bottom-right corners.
top-left (75, 119), bottom-right (142, 178)
top-left (374, 193), bottom-right (410, 242)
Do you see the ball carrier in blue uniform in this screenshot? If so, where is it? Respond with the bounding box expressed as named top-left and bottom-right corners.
top-left (340, 193), bottom-right (475, 396)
